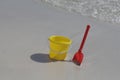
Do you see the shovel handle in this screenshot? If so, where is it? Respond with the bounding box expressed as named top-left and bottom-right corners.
top-left (79, 25), bottom-right (90, 52)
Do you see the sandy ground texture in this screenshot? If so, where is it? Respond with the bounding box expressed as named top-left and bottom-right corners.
top-left (0, 0), bottom-right (120, 80)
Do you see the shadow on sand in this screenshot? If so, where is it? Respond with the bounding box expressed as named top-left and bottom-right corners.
top-left (31, 53), bottom-right (53, 63)
top-left (30, 53), bottom-right (72, 63)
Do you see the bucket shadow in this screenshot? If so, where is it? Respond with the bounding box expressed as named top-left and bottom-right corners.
top-left (31, 53), bottom-right (53, 63)
top-left (30, 53), bottom-right (72, 63)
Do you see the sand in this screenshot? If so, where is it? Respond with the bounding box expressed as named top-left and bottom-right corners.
top-left (0, 0), bottom-right (120, 80)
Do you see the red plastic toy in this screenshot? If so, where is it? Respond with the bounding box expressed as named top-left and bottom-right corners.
top-left (72, 25), bottom-right (90, 65)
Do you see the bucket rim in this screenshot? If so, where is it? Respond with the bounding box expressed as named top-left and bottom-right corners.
top-left (48, 35), bottom-right (72, 45)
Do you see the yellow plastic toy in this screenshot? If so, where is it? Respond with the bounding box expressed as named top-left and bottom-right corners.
top-left (48, 35), bottom-right (72, 60)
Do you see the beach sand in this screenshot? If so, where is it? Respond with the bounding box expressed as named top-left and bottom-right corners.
top-left (0, 0), bottom-right (120, 80)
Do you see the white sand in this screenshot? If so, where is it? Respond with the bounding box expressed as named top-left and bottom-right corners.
top-left (0, 0), bottom-right (120, 80)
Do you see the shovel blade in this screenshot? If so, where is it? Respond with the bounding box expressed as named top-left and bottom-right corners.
top-left (72, 52), bottom-right (84, 65)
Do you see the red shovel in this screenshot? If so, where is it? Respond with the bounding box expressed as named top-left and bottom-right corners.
top-left (72, 25), bottom-right (90, 65)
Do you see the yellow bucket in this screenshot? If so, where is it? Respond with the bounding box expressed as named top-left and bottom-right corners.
top-left (48, 35), bottom-right (72, 60)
